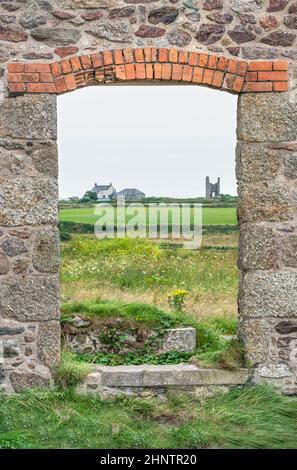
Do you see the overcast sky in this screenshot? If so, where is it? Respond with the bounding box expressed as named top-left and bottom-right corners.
top-left (58, 84), bottom-right (237, 199)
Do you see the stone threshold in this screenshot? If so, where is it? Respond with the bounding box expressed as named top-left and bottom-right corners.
top-left (77, 364), bottom-right (250, 397)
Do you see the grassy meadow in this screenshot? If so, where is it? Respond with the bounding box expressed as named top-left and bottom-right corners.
top-left (60, 205), bottom-right (239, 319)
top-left (61, 236), bottom-right (239, 319)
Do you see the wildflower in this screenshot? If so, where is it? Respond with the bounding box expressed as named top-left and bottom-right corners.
top-left (167, 289), bottom-right (189, 313)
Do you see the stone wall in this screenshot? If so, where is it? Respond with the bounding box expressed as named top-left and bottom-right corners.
top-left (62, 317), bottom-right (197, 355)
top-left (0, 95), bottom-right (60, 392)
top-left (1, 0), bottom-right (297, 75)
top-left (237, 92), bottom-right (297, 393)
top-left (1, 0), bottom-right (297, 393)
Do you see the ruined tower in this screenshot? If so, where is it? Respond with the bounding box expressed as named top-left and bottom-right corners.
top-left (205, 177), bottom-right (220, 198)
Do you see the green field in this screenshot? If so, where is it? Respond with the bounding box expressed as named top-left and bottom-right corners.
top-left (59, 206), bottom-right (237, 226)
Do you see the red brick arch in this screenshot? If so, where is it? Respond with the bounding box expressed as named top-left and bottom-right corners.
top-left (7, 48), bottom-right (289, 96)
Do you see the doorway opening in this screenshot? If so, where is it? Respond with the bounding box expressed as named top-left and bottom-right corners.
top-left (58, 84), bottom-right (240, 369)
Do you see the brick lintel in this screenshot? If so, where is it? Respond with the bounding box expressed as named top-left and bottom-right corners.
top-left (7, 48), bottom-right (289, 96)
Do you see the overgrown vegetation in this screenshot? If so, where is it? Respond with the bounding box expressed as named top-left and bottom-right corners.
top-left (1, 385), bottom-right (297, 449)
top-left (76, 351), bottom-right (193, 366)
top-left (61, 299), bottom-right (242, 369)
top-left (62, 239), bottom-right (237, 298)
top-left (61, 236), bottom-right (239, 319)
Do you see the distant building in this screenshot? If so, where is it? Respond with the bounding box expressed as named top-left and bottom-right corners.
top-left (91, 182), bottom-right (116, 201)
top-left (117, 188), bottom-right (146, 201)
top-left (205, 177), bottom-right (220, 198)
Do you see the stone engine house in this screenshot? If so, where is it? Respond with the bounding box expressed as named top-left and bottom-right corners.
top-left (0, 0), bottom-right (297, 394)
top-left (205, 176), bottom-right (221, 198)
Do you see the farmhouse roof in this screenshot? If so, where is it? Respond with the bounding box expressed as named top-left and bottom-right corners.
top-left (117, 188), bottom-right (145, 195)
top-left (91, 183), bottom-right (113, 193)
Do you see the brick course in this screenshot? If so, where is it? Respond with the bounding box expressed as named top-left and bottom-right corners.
top-left (7, 48), bottom-right (289, 96)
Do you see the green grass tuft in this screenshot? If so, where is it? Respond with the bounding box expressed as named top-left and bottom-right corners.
top-left (54, 351), bottom-right (93, 389)
top-left (193, 339), bottom-right (245, 370)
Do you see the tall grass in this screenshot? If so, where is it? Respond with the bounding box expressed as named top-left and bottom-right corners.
top-left (61, 237), bottom-right (238, 310)
top-left (1, 386), bottom-right (297, 449)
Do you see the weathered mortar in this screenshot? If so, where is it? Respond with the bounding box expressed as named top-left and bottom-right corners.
top-left (1, 0), bottom-right (297, 393)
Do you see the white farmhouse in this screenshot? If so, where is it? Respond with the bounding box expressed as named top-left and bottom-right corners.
top-left (90, 182), bottom-right (116, 201)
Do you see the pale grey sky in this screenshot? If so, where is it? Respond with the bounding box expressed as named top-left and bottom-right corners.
top-left (58, 85), bottom-right (237, 199)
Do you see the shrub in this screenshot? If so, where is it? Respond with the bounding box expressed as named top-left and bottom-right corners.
top-left (59, 230), bottom-right (71, 242)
